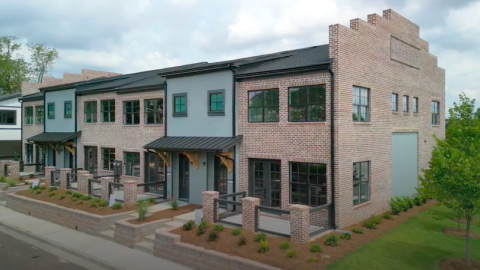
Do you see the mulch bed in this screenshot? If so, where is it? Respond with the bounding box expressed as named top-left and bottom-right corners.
top-left (171, 201), bottom-right (437, 270)
top-left (127, 204), bottom-right (201, 225)
top-left (442, 227), bottom-right (480, 239)
top-left (15, 189), bottom-right (137, 215)
top-left (440, 259), bottom-right (480, 270)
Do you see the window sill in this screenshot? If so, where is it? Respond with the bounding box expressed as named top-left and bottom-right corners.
top-left (208, 111), bottom-right (225, 116)
top-left (413, 113), bottom-right (419, 116)
top-left (432, 125), bottom-right (441, 127)
top-left (83, 122), bottom-right (98, 125)
top-left (403, 113), bottom-right (409, 116)
top-left (247, 122), bottom-right (280, 125)
top-left (99, 122), bottom-right (115, 125)
top-left (353, 122), bottom-right (371, 125)
top-left (24, 124), bottom-right (33, 126)
top-left (145, 124), bottom-right (164, 127)
top-left (286, 121), bottom-right (327, 125)
top-left (353, 201), bottom-right (372, 209)
top-left (173, 113), bottom-right (187, 118)
top-left (122, 175), bottom-right (140, 179)
top-left (123, 125), bottom-right (141, 127)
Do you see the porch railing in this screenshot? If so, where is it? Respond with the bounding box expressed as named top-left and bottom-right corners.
top-left (137, 181), bottom-right (166, 200)
top-left (309, 203), bottom-right (333, 237)
top-left (254, 205), bottom-right (291, 238)
top-left (87, 178), bottom-right (102, 197)
top-left (20, 162), bottom-right (44, 174)
top-left (66, 172), bottom-right (77, 190)
top-left (108, 182), bottom-right (124, 202)
top-left (214, 191), bottom-right (246, 227)
top-left (50, 170), bottom-right (60, 187)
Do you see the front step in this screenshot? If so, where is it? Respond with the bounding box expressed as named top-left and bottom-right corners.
top-left (98, 229), bottom-right (115, 241)
top-left (163, 221), bottom-right (183, 229)
top-left (134, 241), bottom-right (153, 255)
top-left (144, 234), bottom-right (155, 244)
top-left (173, 211), bottom-right (197, 223)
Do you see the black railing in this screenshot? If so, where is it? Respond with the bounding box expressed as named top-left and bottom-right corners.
top-left (137, 181), bottom-right (166, 199)
top-left (66, 172), bottom-right (77, 190)
top-left (213, 191), bottom-right (246, 227)
top-left (254, 205), bottom-right (291, 238)
top-left (87, 178), bottom-right (102, 197)
top-left (309, 203), bottom-right (333, 236)
top-left (108, 182), bottom-right (124, 202)
top-left (50, 170), bottom-right (60, 187)
top-left (20, 162), bottom-right (44, 174)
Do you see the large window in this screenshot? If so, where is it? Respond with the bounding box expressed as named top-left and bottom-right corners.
top-left (102, 148), bottom-right (115, 170)
top-left (124, 152), bottom-right (140, 177)
top-left (84, 101), bottom-right (97, 123)
top-left (25, 107), bottom-right (33, 124)
top-left (248, 89), bottom-right (279, 122)
top-left (208, 90), bottom-right (225, 116)
top-left (392, 94), bottom-right (398, 112)
top-left (101, 100), bottom-right (115, 123)
top-left (124, 100), bottom-right (140, 125)
top-left (0, 110), bottom-right (15, 125)
top-left (47, 103), bottom-right (55, 119)
top-left (353, 161), bottom-right (370, 205)
top-left (352, 86), bottom-right (369, 122)
top-left (64, 101), bottom-right (72, 118)
top-left (35, 106), bottom-right (44, 124)
top-left (290, 162), bottom-right (327, 206)
top-left (432, 101), bottom-right (440, 125)
top-left (25, 144), bottom-right (33, 163)
top-left (145, 99), bottom-right (163, 124)
top-left (173, 93), bottom-right (187, 117)
top-left (289, 85), bottom-right (326, 122)
top-left (413, 97), bottom-right (418, 113)
top-left (403, 95), bottom-right (409, 113)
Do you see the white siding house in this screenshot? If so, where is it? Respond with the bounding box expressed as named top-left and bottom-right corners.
top-left (0, 93), bottom-right (22, 159)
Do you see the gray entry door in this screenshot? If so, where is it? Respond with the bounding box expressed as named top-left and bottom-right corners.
top-left (392, 132), bottom-right (418, 197)
top-left (249, 159), bottom-right (281, 207)
top-left (178, 153), bottom-right (190, 201)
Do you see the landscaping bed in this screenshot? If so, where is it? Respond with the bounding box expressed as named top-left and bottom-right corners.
top-left (127, 204), bottom-right (200, 225)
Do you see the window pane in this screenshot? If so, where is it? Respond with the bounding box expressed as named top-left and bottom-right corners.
top-left (353, 163), bottom-right (360, 183)
top-left (264, 107), bottom-right (279, 122)
top-left (265, 90), bottom-right (278, 106)
top-left (309, 104), bottom-right (325, 121)
top-left (289, 106), bottom-right (306, 122)
top-left (249, 91), bottom-right (263, 107)
top-left (249, 108), bottom-right (263, 122)
top-left (353, 184), bottom-right (359, 205)
top-left (360, 182), bottom-right (369, 202)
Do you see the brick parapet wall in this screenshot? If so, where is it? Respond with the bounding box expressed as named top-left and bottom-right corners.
top-left (44, 166), bottom-right (55, 187)
top-left (202, 191), bottom-right (219, 223)
top-left (123, 181), bottom-right (137, 206)
top-left (101, 177), bottom-right (113, 200)
top-left (289, 204), bottom-right (310, 243)
top-left (241, 197), bottom-right (260, 232)
top-left (114, 218), bottom-right (170, 248)
top-left (59, 168), bottom-right (70, 189)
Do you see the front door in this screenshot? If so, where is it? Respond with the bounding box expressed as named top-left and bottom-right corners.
top-left (214, 156), bottom-right (228, 196)
top-left (178, 153), bottom-right (189, 201)
top-left (35, 145), bottom-right (44, 172)
top-left (145, 152), bottom-right (166, 196)
top-left (249, 159), bottom-right (281, 207)
top-left (85, 146), bottom-right (98, 174)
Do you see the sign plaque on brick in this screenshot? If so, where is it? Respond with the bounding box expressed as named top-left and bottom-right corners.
top-left (390, 36), bottom-right (421, 69)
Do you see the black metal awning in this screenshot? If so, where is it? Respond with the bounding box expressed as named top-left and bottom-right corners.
top-left (27, 132), bottom-right (82, 143)
top-left (144, 136), bottom-right (243, 152)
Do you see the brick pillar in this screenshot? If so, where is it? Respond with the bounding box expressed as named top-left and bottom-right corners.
top-left (242, 197), bottom-right (260, 232)
top-left (290, 204), bottom-right (311, 244)
top-left (123, 181), bottom-right (138, 207)
top-left (76, 170), bottom-right (89, 194)
top-left (9, 161), bottom-right (20, 179)
top-left (0, 160), bottom-right (5, 178)
top-left (101, 177), bottom-right (113, 201)
top-left (59, 168), bottom-right (70, 190)
top-left (44, 166), bottom-right (55, 188)
top-left (202, 191), bottom-right (219, 223)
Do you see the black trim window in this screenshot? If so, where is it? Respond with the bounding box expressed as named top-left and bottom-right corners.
top-left (102, 148), bottom-right (115, 170)
top-left (0, 110), bottom-right (15, 125)
top-left (25, 107), bottom-right (33, 124)
top-left (47, 103), bottom-right (55, 119)
top-left (413, 97), bottom-right (418, 113)
top-left (35, 106), bottom-right (44, 124)
top-left (25, 144), bottom-right (33, 163)
top-left (353, 161), bottom-right (369, 205)
top-left (248, 89), bottom-right (279, 122)
top-left (84, 101), bottom-right (97, 123)
top-left (208, 90), bottom-right (225, 116)
top-left (403, 96), bottom-right (409, 113)
top-left (432, 101), bottom-right (440, 125)
top-left (124, 100), bottom-right (140, 125)
top-left (352, 86), bottom-right (369, 122)
top-left (64, 101), bottom-right (72, 118)
top-left (289, 85), bottom-right (326, 122)
top-left (124, 152), bottom-right (140, 177)
top-left (101, 100), bottom-right (115, 123)
top-left (145, 99), bottom-right (163, 124)
top-left (290, 162), bottom-right (327, 206)
top-left (392, 94), bottom-right (398, 112)
top-left (173, 93), bottom-right (187, 117)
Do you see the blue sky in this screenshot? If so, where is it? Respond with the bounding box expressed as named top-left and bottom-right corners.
top-left (1, 0), bottom-right (479, 114)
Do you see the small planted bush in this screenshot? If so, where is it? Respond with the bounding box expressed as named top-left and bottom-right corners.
top-left (137, 200), bottom-right (149, 221)
top-left (76, 201), bottom-right (83, 205)
top-left (213, 224), bottom-right (224, 232)
top-left (363, 221), bottom-right (377, 229)
top-left (71, 196), bottom-right (78, 201)
top-left (196, 221), bottom-right (208, 235)
top-left (39, 185), bottom-right (46, 190)
top-left (66, 190), bottom-right (73, 195)
top-left (279, 241), bottom-right (291, 250)
top-left (258, 240), bottom-right (269, 253)
top-left (49, 186), bottom-right (57, 192)
top-left (207, 230), bottom-right (219, 242)
top-left (48, 191), bottom-right (55, 197)
top-left (187, 220), bottom-right (195, 226)
top-left (28, 172), bottom-right (35, 178)
top-left (254, 233), bottom-right (267, 242)
top-left (309, 244), bottom-right (322, 253)
top-left (73, 193), bottom-right (82, 198)
top-left (340, 233), bottom-right (351, 240)
top-left (238, 235), bottom-right (247, 246)
top-left (33, 189), bottom-right (42, 194)
top-left (98, 200), bottom-right (109, 207)
top-left (183, 222), bottom-right (193, 231)
top-left (89, 201), bottom-right (98, 208)
top-left (307, 257), bottom-right (319, 263)
top-left (285, 250), bottom-right (297, 258)
top-left (111, 202), bottom-right (122, 210)
top-left (6, 178), bottom-right (18, 187)
top-left (58, 194), bottom-right (65, 200)
top-left (352, 228), bottom-right (363, 234)
top-left (412, 194), bottom-right (422, 206)
top-left (231, 228), bottom-right (242, 236)
top-left (402, 196), bottom-right (414, 209)
top-left (91, 198), bottom-right (101, 203)
top-left (383, 212), bottom-right (393, 220)
top-left (369, 215), bottom-right (382, 225)
top-left (169, 197), bottom-right (179, 210)
top-left (81, 195), bottom-right (92, 201)
top-left (325, 235), bottom-right (340, 247)
top-left (146, 198), bottom-right (156, 204)
top-left (0, 176), bottom-right (5, 182)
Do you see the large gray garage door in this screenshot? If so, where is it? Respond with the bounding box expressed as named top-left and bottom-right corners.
top-left (392, 132), bottom-right (418, 197)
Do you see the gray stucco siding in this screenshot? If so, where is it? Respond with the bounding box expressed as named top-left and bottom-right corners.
top-left (392, 132), bottom-right (418, 197)
top-left (45, 89), bottom-right (76, 132)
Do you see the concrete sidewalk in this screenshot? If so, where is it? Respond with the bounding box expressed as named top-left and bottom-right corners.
top-left (0, 204), bottom-right (191, 270)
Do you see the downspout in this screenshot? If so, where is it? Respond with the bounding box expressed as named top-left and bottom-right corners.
top-left (74, 92), bottom-right (78, 169)
top-left (20, 99), bottom-right (23, 161)
top-left (164, 81), bottom-right (168, 137)
top-left (328, 62), bottom-right (337, 229)
top-left (231, 69), bottom-right (236, 193)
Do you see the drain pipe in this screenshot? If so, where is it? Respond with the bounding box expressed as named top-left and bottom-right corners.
top-left (328, 62), bottom-right (337, 229)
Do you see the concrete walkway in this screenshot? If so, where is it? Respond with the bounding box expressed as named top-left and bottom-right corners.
top-left (0, 204), bottom-right (191, 270)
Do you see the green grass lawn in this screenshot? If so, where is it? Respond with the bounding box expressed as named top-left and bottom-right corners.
top-left (327, 205), bottom-right (480, 270)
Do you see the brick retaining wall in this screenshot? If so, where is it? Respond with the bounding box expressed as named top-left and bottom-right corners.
top-left (0, 186), bottom-right (30, 201)
top-left (114, 218), bottom-right (170, 248)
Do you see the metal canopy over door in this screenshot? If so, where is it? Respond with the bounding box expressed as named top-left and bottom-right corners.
top-left (392, 132), bottom-right (418, 196)
top-left (85, 146), bottom-right (98, 174)
top-left (249, 159), bottom-right (281, 207)
top-left (178, 153), bottom-right (190, 201)
top-left (145, 152), bottom-right (166, 196)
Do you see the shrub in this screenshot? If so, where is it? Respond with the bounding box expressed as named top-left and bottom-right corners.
top-left (49, 186), bottom-right (57, 192)
top-left (279, 241), bottom-right (290, 250)
top-left (238, 235), bottom-right (247, 246)
top-left (169, 197), bottom-right (179, 210)
top-left (28, 172), bottom-right (35, 178)
top-left (258, 240), bottom-right (269, 253)
top-left (286, 250), bottom-right (297, 258)
top-left (137, 200), bottom-right (149, 221)
top-left (307, 257), bottom-right (319, 263)
top-left (389, 197), bottom-right (405, 214)
top-left (352, 228), bottom-right (363, 234)
top-left (383, 212), bottom-right (393, 220)
top-left (76, 201), bottom-right (83, 205)
top-left (402, 196), bottom-right (414, 208)
top-left (98, 200), bottom-right (109, 207)
top-left (147, 198), bottom-right (156, 204)
top-left (325, 235), bottom-right (340, 246)
top-left (72, 193), bottom-right (82, 198)
top-left (58, 194), bottom-right (65, 200)
top-left (91, 198), bottom-right (101, 203)
top-left (81, 195), bottom-right (92, 201)
top-left (340, 233), bottom-right (351, 240)
top-left (196, 220), bottom-right (208, 235)
top-left (89, 201), bottom-right (98, 208)
top-left (6, 178), bottom-right (18, 187)
top-left (207, 230), bottom-right (219, 242)
top-left (31, 185), bottom-right (40, 190)
top-left (369, 215), bottom-right (382, 225)
top-left (66, 190), bottom-right (73, 195)
top-left (39, 185), bottom-right (46, 190)
top-left (412, 194), bottom-right (423, 206)
top-left (183, 222), bottom-right (193, 231)
top-left (254, 233), bottom-right (267, 242)
top-left (187, 220), bottom-right (195, 226)
top-left (309, 244), bottom-right (322, 253)
top-left (111, 202), bottom-right (122, 210)
top-left (48, 191), bottom-right (55, 197)
top-left (363, 221), bottom-right (377, 229)
top-left (214, 224), bottom-right (224, 232)
top-left (199, 220), bottom-right (209, 229)
top-left (34, 189), bottom-right (41, 195)
top-left (0, 176), bottom-right (5, 182)
top-left (231, 228), bottom-right (242, 236)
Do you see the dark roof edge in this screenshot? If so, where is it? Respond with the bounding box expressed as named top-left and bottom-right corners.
top-left (158, 64), bottom-right (232, 78)
top-left (235, 61), bottom-right (333, 80)
top-left (78, 84), bottom-right (164, 96)
top-left (39, 82), bottom-right (77, 92)
top-left (19, 94), bottom-right (44, 102)
top-left (0, 93), bottom-right (21, 102)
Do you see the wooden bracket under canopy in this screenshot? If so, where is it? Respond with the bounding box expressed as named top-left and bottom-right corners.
top-left (154, 151), bottom-right (171, 167)
top-left (216, 152), bottom-right (233, 172)
top-left (64, 141), bottom-right (76, 155)
top-left (183, 152), bottom-right (200, 169)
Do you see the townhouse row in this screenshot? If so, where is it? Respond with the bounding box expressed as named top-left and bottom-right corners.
top-left (19, 9), bottom-right (445, 228)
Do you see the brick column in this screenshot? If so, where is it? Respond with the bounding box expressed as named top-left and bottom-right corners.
top-left (290, 204), bottom-right (311, 244)
top-left (9, 161), bottom-right (20, 179)
top-left (202, 191), bottom-right (219, 223)
top-left (44, 166), bottom-right (55, 188)
top-left (59, 168), bottom-right (70, 189)
top-left (123, 181), bottom-right (137, 207)
top-left (0, 160), bottom-right (5, 178)
top-left (76, 170), bottom-right (89, 194)
top-left (242, 197), bottom-right (260, 232)
top-left (101, 177), bottom-right (114, 201)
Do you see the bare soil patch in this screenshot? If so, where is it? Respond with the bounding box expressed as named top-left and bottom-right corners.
top-left (172, 201), bottom-right (436, 270)
top-left (442, 227), bottom-right (480, 239)
top-left (127, 204), bottom-right (201, 225)
top-left (440, 259), bottom-right (480, 270)
top-left (15, 189), bottom-right (137, 215)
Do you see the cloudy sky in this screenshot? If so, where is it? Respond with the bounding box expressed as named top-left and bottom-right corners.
top-left (1, 0), bottom-right (479, 112)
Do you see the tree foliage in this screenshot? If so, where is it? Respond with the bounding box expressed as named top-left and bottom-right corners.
top-left (0, 36), bottom-right (30, 95)
top-left (420, 93), bottom-right (480, 265)
top-left (28, 42), bottom-right (59, 83)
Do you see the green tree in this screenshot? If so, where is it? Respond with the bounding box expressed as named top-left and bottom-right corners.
top-left (0, 36), bottom-right (30, 95)
top-left (420, 93), bottom-right (480, 265)
top-left (28, 42), bottom-right (59, 83)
